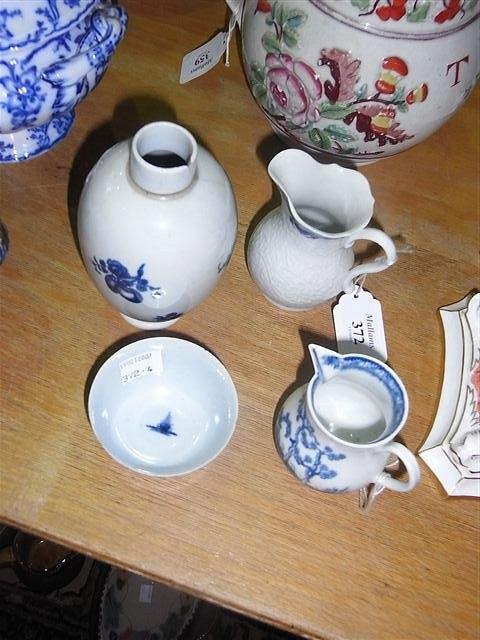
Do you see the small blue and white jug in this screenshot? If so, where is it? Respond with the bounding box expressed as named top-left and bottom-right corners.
top-left (275, 345), bottom-right (421, 494)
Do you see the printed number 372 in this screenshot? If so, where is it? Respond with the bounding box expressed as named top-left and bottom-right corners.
top-left (351, 321), bottom-right (365, 344)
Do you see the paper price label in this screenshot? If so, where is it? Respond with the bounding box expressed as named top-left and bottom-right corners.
top-left (119, 350), bottom-right (163, 385)
top-left (332, 288), bottom-right (388, 362)
top-left (179, 4), bottom-right (239, 84)
top-left (180, 31), bottom-right (228, 84)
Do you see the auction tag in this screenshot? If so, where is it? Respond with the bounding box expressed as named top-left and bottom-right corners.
top-left (179, 5), bottom-right (239, 83)
top-left (179, 31), bottom-right (228, 84)
top-left (119, 350), bottom-right (163, 385)
top-left (332, 288), bottom-right (388, 362)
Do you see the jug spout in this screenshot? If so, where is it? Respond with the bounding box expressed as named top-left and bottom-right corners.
top-left (308, 344), bottom-right (343, 383)
top-left (267, 149), bottom-right (374, 237)
top-left (267, 149), bottom-right (320, 237)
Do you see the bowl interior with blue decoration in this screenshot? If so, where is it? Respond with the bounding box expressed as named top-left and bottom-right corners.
top-left (88, 337), bottom-right (238, 476)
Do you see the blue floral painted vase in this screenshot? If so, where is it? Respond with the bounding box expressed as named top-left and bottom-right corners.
top-left (0, 0), bottom-right (127, 162)
top-left (275, 344), bottom-right (421, 494)
top-left (77, 121), bottom-right (237, 329)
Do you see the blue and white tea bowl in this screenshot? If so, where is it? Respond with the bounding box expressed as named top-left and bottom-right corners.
top-left (88, 337), bottom-right (239, 476)
top-left (0, 0), bottom-right (127, 162)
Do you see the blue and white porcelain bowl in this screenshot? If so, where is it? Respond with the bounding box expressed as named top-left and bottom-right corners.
top-left (88, 337), bottom-right (239, 476)
top-left (0, 0), bottom-right (127, 162)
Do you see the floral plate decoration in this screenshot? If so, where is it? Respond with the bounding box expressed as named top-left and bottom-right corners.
top-left (98, 567), bottom-right (198, 640)
top-left (419, 292), bottom-right (480, 497)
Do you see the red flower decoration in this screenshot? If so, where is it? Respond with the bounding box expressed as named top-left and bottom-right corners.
top-left (376, 0), bottom-right (407, 21)
top-left (435, 0), bottom-right (462, 23)
top-left (255, 0), bottom-right (272, 13)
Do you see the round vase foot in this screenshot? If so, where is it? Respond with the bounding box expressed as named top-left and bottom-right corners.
top-left (0, 111), bottom-right (75, 163)
top-left (120, 313), bottom-right (181, 330)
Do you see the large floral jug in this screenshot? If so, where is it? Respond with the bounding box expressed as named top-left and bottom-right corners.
top-left (233, 0), bottom-right (479, 164)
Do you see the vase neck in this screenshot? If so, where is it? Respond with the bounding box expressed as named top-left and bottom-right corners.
top-left (129, 122), bottom-right (197, 195)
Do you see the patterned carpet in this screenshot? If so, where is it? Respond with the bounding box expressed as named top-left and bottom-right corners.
top-left (0, 536), bottom-right (298, 640)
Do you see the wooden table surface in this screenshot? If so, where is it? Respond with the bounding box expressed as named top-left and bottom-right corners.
top-left (1, 2), bottom-right (479, 639)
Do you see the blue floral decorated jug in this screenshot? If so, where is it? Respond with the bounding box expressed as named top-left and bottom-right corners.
top-left (275, 344), bottom-right (421, 494)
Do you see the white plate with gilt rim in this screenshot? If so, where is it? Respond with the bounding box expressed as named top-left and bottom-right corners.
top-left (87, 337), bottom-right (238, 476)
top-left (98, 566), bottom-right (198, 640)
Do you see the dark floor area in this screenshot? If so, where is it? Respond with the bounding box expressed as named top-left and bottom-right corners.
top-left (0, 527), bottom-right (298, 640)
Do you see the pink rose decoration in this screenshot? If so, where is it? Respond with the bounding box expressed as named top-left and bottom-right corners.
top-left (265, 53), bottom-right (322, 127)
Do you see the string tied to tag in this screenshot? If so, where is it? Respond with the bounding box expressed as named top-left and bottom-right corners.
top-left (358, 478), bottom-right (386, 514)
top-left (179, 1), bottom-right (242, 84)
top-left (357, 454), bottom-right (400, 513)
top-left (353, 273), bottom-right (367, 299)
top-left (224, 8), bottom-right (240, 67)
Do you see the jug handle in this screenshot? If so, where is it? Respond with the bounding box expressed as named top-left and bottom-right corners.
top-left (376, 442), bottom-right (421, 493)
top-left (342, 229), bottom-right (397, 294)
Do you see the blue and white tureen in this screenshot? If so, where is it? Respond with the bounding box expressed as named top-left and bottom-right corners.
top-left (0, 0), bottom-right (127, 162)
